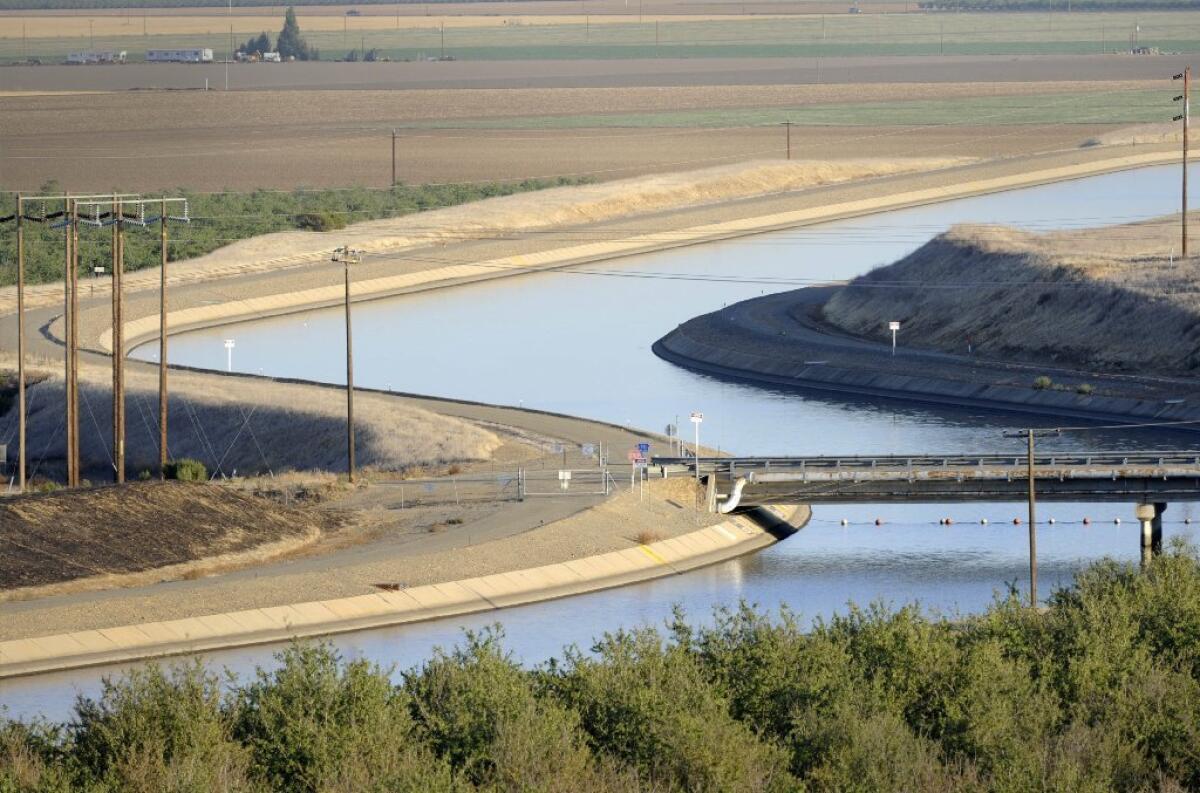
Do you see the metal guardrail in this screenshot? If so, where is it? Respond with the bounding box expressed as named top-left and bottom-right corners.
top-left (653, 451), bottom-right (1200, 473)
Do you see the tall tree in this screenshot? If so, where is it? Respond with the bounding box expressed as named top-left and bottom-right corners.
top-left (276, 7), bottom-right (313, 60)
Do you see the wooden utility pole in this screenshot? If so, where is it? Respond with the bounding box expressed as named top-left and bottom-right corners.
top-left (1184, 67), bottom-right (1190, 257)
top-left (391, 128), bottom-right (397, 187)
top-left (111, 196), bottom-right (125, 483)
top-left (15, 195), bottom-right (25, 492)
top-left (1026, 429), bottom-right (1037, 608)
top-left (342, 250), bottom-right (357, 483)
top-left (785, 120), bottom-right (791, 160)
top-left (69, 201), bottom-right (80, 485)
top-left (63, 195), bottom-right (76, 487)
top-left (159, 198), bottom-right (169, 478)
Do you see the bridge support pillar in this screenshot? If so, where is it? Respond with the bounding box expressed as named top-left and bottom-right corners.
top-left (1136, 502), bottom-right (1166, 566)
top-left (705, 474), bottom-right (718, 513)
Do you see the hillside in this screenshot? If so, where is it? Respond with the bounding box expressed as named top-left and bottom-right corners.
top-left (822, 213), bottom-right (1200, 374)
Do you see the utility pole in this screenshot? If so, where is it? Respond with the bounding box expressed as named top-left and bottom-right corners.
top-left (785, 120), bottom-right (791, 160)
top-left (111, 195), bottom-right (125, 483)
top-left (1003, 427), bottom-right (1060, 607)
top-left (1026, 429), bottom-right (1036, 607)
top-left (70, 201), bottom-right (80, 486)
top-left (1175, 68), bottom-right (1190, 257)
top-left (15, 195), bottom-right (25, 492)
top-left (226, 0), bottom-right (232, 91)
top-left (159, 198), bottom-right (169, 478)
top-left (63, 195), bottom-right (77, 488)
top-left (391, 128), bottom-right (397, 187)
top-left (334, 246), bottom-right (362, 483)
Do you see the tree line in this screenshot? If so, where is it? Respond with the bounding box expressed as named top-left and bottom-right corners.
top-left (0, 178), bottom-right (588, 289)
top-left (5, 543), bottom-right (1200, 790)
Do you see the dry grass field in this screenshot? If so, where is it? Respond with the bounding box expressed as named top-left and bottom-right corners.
top-left (824, 214), bottom-right (1200, 375)
top-left (0, 80), bottom-right (1151, 190)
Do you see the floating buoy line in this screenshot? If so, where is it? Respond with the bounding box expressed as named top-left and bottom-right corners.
top-left (818, 516), bottom-right (1197, 527)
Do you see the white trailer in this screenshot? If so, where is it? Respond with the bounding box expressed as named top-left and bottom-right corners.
top-left (146, 48), bottom-right (214, 63)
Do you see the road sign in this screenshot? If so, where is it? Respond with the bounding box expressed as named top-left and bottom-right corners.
top-left (888, 321), bottom-right (901, 331)
top-left (690, 412), bottom-right (703, 423)
top-left (633, 458), bottom-right (647, 467)
top-left (558, 469), bottom-right (572, 490)
top-left (581, 443), bottom-right (595, 457)
top-left (637, 442), bottom-right (650, 454)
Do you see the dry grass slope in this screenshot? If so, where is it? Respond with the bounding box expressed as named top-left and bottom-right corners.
top-left (4, 359), bottom-right (501, 481)
top-left (170, 157), bottom-right (970, 274)
top-left (823, 214), bottom-right (1200, 374)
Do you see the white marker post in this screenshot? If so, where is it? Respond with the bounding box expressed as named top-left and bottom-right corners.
top-left (690, 411), bottom-right (703, 488)
top-left (224, 338), bottom-right (235, 372)
top-left (888, 321), bottom-right (900, 356)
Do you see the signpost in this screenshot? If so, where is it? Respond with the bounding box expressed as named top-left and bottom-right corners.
top-left (888, 321), bottom-right (900, 356)
top-left (223, 338), bottom-right (235, 372)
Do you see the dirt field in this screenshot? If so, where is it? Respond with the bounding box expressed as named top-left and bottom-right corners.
top-left (1, 52), bottom-right (1194, 93)
top-left (0, 80), bottom-right (1144, 190)
top-left (0, 480), bottom-right (340, 597)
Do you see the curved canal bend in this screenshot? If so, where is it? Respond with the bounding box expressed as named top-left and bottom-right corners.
top-left (6, 163), bottom-right (1200, 721)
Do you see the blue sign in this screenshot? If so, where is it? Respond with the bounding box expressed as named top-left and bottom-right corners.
top-left (637, 442), bottom-right (650, 454)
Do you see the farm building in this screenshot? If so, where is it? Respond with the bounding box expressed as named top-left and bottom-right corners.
top-left (146, 48), bottom-right (214, 63)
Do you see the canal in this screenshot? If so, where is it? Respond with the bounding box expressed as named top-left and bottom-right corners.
top-left (5, 163), bottom-right (1198, 722)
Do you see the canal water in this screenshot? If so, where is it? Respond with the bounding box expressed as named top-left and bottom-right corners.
top-left (6, 164), bottom-right (1200, 722)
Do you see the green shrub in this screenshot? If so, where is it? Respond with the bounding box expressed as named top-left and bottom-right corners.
top-left (1033, 376), bottom-right (1053, 390)
top-left (233, 644), bottom-right (455, 792)
top-left (1076, 383), bottom-right (1094, 395)
top-left (165, 458), bottom-right (207, 482)
top-left (70, 661), bottom-right (250, 791)
top-left (293, 212), bottom-right (347, 232)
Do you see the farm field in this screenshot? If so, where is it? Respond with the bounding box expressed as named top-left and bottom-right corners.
top-left (0, 9), bottom-right (1197, 63)
top-left (0, 80), bottom-right (1154, 190)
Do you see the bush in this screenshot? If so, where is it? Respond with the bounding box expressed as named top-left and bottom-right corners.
top-left (293, 212), bottom-right (347, 232)
top-left (1032, 376), bottom-right (1053, 390)
top-left (165, 458), bottom-right (207, 482)
top-left (1076, 383), bottom-right (1094, 395)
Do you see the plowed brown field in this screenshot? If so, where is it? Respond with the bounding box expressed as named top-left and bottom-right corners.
top-left (0, 81), bottom-right (1134, 190)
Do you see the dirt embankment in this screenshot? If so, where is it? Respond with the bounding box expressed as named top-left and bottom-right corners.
top-left (0, 480), bottom-right (340, 600)
top-left (823, 214), bottom-right (1200, 375)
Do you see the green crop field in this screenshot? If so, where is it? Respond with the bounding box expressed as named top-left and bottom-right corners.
top-left (2, 10), bottom-right (1198, 63)
top-left (396, 88), bottom-right (1174, 129)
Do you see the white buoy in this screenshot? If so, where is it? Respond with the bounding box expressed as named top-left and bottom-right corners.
top-left (1048, 518), bottom-right (1056, 525)
top-left (980, 518), bottom-right (988, 525)
top-left (840, 518), bottom-right (849, 526)
top-left (1114, 518), bottom-right (1121, 525)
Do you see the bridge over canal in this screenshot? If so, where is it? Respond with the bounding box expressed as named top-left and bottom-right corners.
top-left (655, 451), bottom-right (1200, 558)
